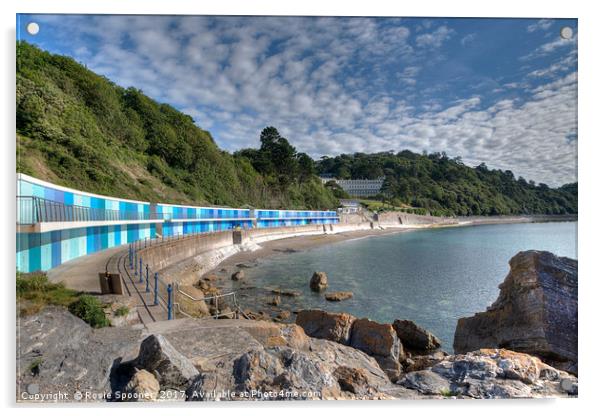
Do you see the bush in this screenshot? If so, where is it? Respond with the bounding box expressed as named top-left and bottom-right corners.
top-left (114, 306), bottom-right (129, 317)
top-left (16, 272), bottom-right (49, 294)
top-left (17, 272), bottom-right (79, 315)
top-left (68, 295), bottom-right (110, 328)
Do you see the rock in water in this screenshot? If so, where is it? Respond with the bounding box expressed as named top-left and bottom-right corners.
top-left (231, 270), bottom-right (245, 281)
top-left (325, 291), bottom-right (353, 301)
top-left (453, 250), bottom-right (577, 374)
top-left (136, 334), bottom-right (199, 389)
top-left (309, 271), bottom-right (328, 292)
top-left (349, 318), bottom-right (404, 381)
top-left (296, 310), bottom-right (356, 344)
top-left (268, 295), bottom-right (281, 306)
top-left (393, 320), bottom-right (441, 352)
top-left (122, 369), bottom-right (160, 401)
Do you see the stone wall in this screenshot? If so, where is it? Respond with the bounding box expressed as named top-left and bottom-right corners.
top-left (376, 211), bottom-right (458, 227)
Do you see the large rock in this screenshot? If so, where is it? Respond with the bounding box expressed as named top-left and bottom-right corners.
top-left (393, 320), bottom-right (441, 352)
top-left (296, 310), bottom-right (356, 344)
top-left (399, 348), bottom-right (578, 398)
top-left (453, 250), bottom-right (578, 374)
top-left (136, 334), bottom-right (199, 390)
top-left (309, 272), bottom-right (328, 292)
top-left (16, 306), bottom-right (142, 403)
top-left (349, 318), bottom-right (404, 381)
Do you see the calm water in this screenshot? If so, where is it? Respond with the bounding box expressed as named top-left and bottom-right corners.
top-left (235, 222), bottom-right (577, 352)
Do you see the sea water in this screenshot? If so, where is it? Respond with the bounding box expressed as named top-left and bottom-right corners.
top-left (236, 221), bottom-right (577, 352)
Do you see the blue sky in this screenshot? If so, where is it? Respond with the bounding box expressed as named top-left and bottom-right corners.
top-left (17, 15), bottom-right (577, 186)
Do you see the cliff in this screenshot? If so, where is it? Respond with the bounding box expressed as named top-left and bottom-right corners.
top-left (454, 250), bottom-right (578, 374)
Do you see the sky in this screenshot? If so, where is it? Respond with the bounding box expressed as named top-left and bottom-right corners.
top-left (17, 15), bottom-right (577, 186)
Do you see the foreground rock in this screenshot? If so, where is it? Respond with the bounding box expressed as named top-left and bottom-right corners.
top-left (296, 310), bottom-right (356, 344)
top-left (454, 250), bottom-right (577, 374)
top-left (17, 307), bottom-right (576, 401)
top-left (309, 271), bottom-right (328, 292)
top-left (349, 319), bottom-right (404, 381)
top-left (296, 310), bottom-right (404, 381)
top-left (16, 307), bottom-right (142, 402)
top-left (393, 320), bottom-right (441, 352)
top-left (325, 291), bottom-right (353, 301)
top-left (136, 334), bottom-right (199, 390)
top-left (398, 349), bottom-right (578, 398)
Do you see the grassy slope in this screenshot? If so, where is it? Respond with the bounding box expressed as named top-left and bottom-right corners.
top-left (16, 42), bottom-right (337, 209)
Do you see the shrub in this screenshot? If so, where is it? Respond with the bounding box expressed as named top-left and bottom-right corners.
top-left (68, 295), bottom-right (110, 328)
top-left (16, 272), bottom-right (79, 315)
top-left (114, 306), bottom-right (129, 317)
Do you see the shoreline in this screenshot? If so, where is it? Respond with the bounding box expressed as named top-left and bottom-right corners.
top-left (205, 214), bottom-right (577, 276)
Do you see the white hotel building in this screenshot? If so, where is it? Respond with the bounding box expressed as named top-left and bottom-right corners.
top-left (320, 176), bottom-right (385, 198)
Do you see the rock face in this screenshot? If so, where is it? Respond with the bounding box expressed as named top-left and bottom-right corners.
top-left (17, 307), bottom-right (576, 401)
top-left (16, 306), bottom-right (142, 402)
top-left (398, 349), bottom-right (578, 398)
top-left (136, 334), bottom-right (199, 389)
top-left (453, 250), bottom-right (577, 374)
top-left (296, 311), bottom-right (429, 381)
top-left (296, 310), bottom-right (356, 344)
top-left (393, 320), bottom-right (441, 351)
top-left (349, 319), bottom-right (404, 381)
top-left (333, 366), bottom-right (371, 395)
top-left (309, 271), bottom-right (328, 292)
top-left (325, 291), bottom-right (353, 301)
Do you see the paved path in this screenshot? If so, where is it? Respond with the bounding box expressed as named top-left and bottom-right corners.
top-left (47, 243), bottom-right (168, 324)
top-left (47, 245), bottom-right (127, 293)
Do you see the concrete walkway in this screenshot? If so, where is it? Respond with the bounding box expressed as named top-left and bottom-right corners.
top-left (47, 245), bottom-right (127, 293)
top-left (46, 243), bottom-right (168, 324)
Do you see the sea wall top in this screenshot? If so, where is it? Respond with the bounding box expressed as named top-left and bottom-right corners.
top-left (17, 173), bottom-right (150, 213)
top-left (255, 209), bottom-right (338, 219)
top-left (156, 203), bottom-right (250, 220)
top-left (17, 174), bottom-right (338, 225)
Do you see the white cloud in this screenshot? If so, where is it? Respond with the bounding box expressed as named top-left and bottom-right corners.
top-left (460, 33), bottom-right (476, 47)
top-left (31, 15), bottom-right (576, 186)
top-left (416, 25), bottom-right (455, 48)
top-left (527, 19), bottom-right (554, 33)
top-left (521, 33), bottom-right (577, 60)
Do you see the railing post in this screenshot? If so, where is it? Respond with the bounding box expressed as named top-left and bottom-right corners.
top-left (145, 265), bottom-right (150, 292)
top-left (139, 258), bottom-right (143, 283)
top-left (154, 273), bottom-right (159, 305)
top-left (167, 284), bottom-right (173, 320)
top-left (134, 252), bottom-right (137, 275)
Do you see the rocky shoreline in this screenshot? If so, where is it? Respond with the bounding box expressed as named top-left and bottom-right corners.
top-left (17, 250), bottom-right (578, 401)
top-left (160, 215), bottom-right (577, 326)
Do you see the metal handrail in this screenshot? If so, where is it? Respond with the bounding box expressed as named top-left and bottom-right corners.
top-left (17, 196), bottom-right (164, 224)
top-left (175, 283), bottom-right (241, 319)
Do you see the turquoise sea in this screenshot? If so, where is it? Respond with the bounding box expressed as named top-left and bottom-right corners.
top-left (234, 221), bottom-right (577, 352)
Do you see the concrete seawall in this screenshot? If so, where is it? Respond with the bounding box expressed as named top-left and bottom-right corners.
top-left (376, 211), bottom-right (459, 227)
top-left (135, 211), bottom-right (463, 284)
top-left (136, 222), bottom-right (377, 283)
